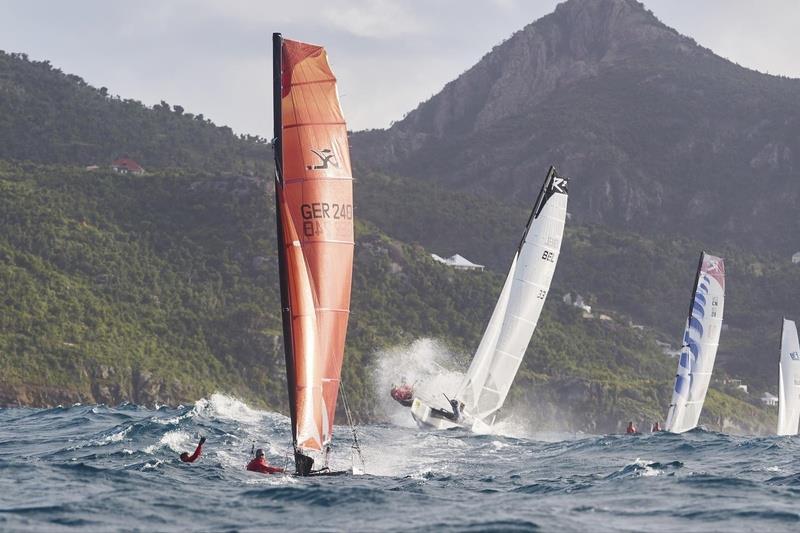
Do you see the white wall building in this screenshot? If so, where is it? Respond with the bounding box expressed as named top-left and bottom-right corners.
top-left (761, 392), bottom-right (778, 406)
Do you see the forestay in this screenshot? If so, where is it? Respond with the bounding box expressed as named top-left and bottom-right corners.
top-left (455, 167), bottom-right (568, 423)
top-left (778, 318), bottom-right (800, 436)
top-left (665, 252), bottom-right (725, 434)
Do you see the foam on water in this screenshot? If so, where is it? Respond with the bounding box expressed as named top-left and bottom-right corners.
top-left (3, 396), bottom-right (800, 531)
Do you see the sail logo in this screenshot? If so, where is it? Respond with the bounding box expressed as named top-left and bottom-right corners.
top-left (790, 351), bottom-right (800, 361)
top-left (307, 148), bottom-right (339, 170)
top-left (552, 176), bottom-right (567, 194)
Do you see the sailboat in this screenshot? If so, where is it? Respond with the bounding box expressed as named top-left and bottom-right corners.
top-left (777, 318), bottom-right (800, 436)
top-left (664, 252), bottom-right (725, 433)
top-left (272, 33), bottom-right (356, 475)
top-left (410, 167), bottom-right (569, 431)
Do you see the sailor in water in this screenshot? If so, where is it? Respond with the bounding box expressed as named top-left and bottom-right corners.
top-left (246, 448), bottom-right (285, 474)
top-left (626, 421), bottom-right (638, 434)
top-left (651, 421), bottom-right (662, 432)
top-left (180, 436), bottom-right (206, 463)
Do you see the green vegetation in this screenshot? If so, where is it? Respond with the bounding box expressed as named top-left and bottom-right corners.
top-left (0, 51), bottom-right (269, 172)
top-left (0, 49), bottom-right (787, 434)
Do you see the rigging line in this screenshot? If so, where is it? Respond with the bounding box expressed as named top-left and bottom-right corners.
top-left (339, 381), bottom-right (365, 471)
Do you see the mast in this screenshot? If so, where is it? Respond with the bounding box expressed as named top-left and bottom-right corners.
top-left (272, 32), bottom-right (298, 446)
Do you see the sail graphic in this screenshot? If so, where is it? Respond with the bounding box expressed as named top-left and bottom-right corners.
top-left (778, 318), bottom-right (800, 436)
top-left (455, 167), bottom-right (568, 422)
top-left (664, 252), bottom-right (725, 434)
top-left (273, 34), bottom-right (354, 472)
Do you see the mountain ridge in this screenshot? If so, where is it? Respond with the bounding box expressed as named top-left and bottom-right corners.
top-left (352, 0), bottom-right (800, 254)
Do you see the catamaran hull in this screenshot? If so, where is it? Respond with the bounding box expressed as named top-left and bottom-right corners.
top-left (410, 398), bottom-right (461, 430)
top-left (409, 398), bottom-right (493, 432)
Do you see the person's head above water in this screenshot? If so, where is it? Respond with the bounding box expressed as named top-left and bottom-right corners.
top-left (255, 448), bottom-right (265, 458)
top-left (180, 452), bottom-right (190, 461)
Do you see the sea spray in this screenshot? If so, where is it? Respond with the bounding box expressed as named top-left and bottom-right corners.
top-left (372, 338), bottom-right (467, 426)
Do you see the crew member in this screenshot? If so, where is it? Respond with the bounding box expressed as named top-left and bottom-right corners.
top-left (180, 436), bottom-right (206, 463)
top-left (626, 421), bottom-right (638, 434)
top-left (246, 448), bottom-right (285, 474)
top-left (449, 398), bottom-right (461, 421)
top-left (651, 421), bottom-right (662, 432)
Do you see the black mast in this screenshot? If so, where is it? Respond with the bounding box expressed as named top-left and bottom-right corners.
top-left (272, 32), bottom-right (299, 456)
top-left (517, 166), bottom-right (567, 254)
top-left (685, 252), bottom-right (705, 321)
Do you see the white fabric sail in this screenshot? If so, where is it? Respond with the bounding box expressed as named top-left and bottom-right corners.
top-left (455, 167), bottom-right (568, 423)
top-left (664, 252), bottom-right (726, 434)
top-left (778, 318), bottom-right (800, 436)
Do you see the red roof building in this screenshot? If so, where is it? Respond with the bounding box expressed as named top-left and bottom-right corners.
top-left (111, 158), bottom-right (145, 175)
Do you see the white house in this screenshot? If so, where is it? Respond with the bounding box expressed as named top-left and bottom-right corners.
top-left (431, 253), bottom-right (484, 271)
top-left (761, 392), bottom-right (778, 406)
top-left (792, 252), bottom-right (800, 264)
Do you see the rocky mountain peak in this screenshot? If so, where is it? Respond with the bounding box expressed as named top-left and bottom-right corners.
top-left (391, 0), bottom-right (690, 139)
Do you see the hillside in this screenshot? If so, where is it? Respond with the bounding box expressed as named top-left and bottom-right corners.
top-left (0, 51), bottom-right (269, 172)
top-left (0, 22), bottom-right (786, 433)
top-left (3, 162), bottom-right (771, 433)
top-left (352, 0), bottom-right (800, 255)
top-left (356, 167), bottom-right (800, 397)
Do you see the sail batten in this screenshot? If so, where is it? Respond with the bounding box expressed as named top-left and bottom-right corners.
top-left (273, 33), bottom-right (354, 473)
top-left (455, 167), bottom-right (568, 423)
top-left (664, 252), bottom-right (725, 434)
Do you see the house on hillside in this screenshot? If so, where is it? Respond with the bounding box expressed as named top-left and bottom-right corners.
top-left (431, 253), bottom-right (484, 271)
top-left (792, 251), bottom-right (800, 264)
top-left (111, 158), bottom-right (145, 175)
top-left (761, 392), bottom-right (778, 406)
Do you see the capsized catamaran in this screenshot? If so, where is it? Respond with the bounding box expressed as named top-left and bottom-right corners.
top-left (777, 318), bottom-right (800, 436)
top-left (664, 252), bottom-right (725, 433)
top-left (410, 167), bottom-right (569, 431)
top-left (272, 33), bottom-right (358, 475)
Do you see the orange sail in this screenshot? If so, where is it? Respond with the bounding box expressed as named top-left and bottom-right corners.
top-left (272, 33), bottom-right (354, 473)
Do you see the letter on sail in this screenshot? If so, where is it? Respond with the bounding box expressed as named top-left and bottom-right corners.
top-left (273, 34), bottom-right (354, 472)
top-left (778, 318), bottom-right (800, 436)
top-left (665, 253), bottom-right (725, 433)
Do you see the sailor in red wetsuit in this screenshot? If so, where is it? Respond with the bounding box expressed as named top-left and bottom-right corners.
top-left (651, 421), bottom-right (662, 432)
top-left (390, 383), bottom-right (414, 407)
top-left (180, 436), bottom-right (206, 463)
top-left (626, 421), bottom-right (638, 434)
top-left (246, 448), bottom-right (285, 474)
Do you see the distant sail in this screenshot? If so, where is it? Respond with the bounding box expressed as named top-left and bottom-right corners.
top-left (272, 33), bottom-right (354, 474)
top-left (665, 252), bottom-right (725, 433)
top-left (778, 318), bottom-right (800, 436)
top-left (455, 167), bottom-right (568, 423)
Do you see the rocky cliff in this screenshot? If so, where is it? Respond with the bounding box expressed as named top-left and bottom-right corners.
top-left (353, 0), bottom-right (800, 253)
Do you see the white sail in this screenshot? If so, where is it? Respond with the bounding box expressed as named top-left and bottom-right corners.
top-left (455, 167), bottom-right (568, 423)
top-left (664, 252), bottom-right (725, 434)
top-left (778, 318), bottom-right (800, 436)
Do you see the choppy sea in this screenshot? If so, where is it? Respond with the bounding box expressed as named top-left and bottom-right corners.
top-left (1, 393), bottom-right (799, 532)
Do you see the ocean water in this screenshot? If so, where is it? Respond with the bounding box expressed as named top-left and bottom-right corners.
top-left (1, 393), bottom-right (799, 532)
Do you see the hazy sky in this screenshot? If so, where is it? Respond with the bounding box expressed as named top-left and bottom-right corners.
top-left (1, 1), bottom-right (797, 136)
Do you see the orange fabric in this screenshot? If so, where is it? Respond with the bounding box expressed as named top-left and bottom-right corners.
top-left (246, 457), bottom-right (285, 475)
top-left (279, 38), bottom-right (354, 451)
